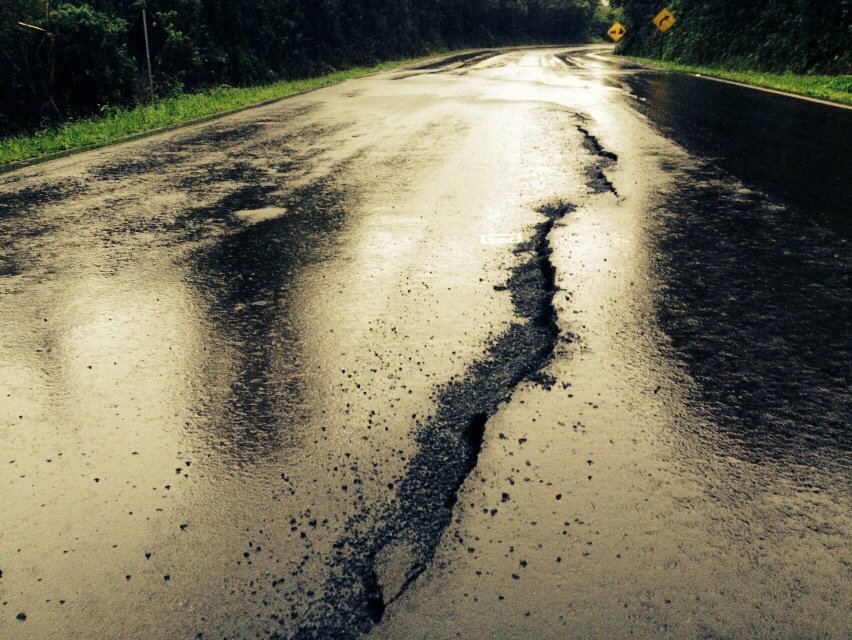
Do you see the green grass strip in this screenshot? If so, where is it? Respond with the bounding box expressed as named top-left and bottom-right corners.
top-left (613, 54), bottom-right (852, 106)
top-left (0, 53), bottom-right (461, 167)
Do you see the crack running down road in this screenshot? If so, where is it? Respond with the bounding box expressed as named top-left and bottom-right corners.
top-left (1, 47), bottom-right (849, 640)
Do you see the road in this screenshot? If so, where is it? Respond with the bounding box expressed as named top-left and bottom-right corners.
top-left (1, 47), bottom-right (850, 640)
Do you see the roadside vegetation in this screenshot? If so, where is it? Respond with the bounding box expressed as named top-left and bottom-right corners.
top-left (616, 55), bottom-right (852, 105)
top-left (0, 56), bottom-right (433, 166)
top-left (1, 0), bottom-right (605, 136)
top-left (1, 0), bottom-right (609, 166)
top-left (610, 0), bottom-right (850, 75)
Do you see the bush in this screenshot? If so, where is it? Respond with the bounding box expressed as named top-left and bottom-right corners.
top-left (49, 4), bottom-right (138, 117)
top-left (613, 0), bottom-right (852, 74)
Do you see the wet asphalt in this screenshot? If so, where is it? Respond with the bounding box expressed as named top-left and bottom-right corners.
top-left (1, 47), bottom-right (850, 640)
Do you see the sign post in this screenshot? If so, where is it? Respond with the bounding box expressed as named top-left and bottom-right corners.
top-left (141, 8), bottom-right (154, 101)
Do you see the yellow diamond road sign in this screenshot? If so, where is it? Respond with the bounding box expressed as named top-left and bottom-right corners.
top-left (653, 8), bottom-right (676, 33)
top-left (608, 21), bottom-right (626, 42)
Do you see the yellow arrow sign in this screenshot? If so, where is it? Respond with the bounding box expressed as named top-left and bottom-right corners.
top-left (653, 8), bottom-right (676, 33)
top-left (608, 21), bottom-right (627, 43)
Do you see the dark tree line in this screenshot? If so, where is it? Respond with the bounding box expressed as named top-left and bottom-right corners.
top-left (0, 0), bottom-right (603, 134)
top-left (611, 0), bottom-right (851, 74)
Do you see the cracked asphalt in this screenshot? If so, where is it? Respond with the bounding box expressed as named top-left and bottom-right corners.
top-left (1, 47), bottom-right (850, 640)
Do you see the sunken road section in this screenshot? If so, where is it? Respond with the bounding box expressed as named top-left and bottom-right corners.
top-left (286, 201), bottom-right (575, 640)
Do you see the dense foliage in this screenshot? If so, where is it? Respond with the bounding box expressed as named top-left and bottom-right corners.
top-left (611, 0), bottom-right (851, 74)
top-left (0, 0), bottom-right (601, 133)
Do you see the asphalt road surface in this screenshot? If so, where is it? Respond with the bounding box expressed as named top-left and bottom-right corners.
top-left (1, 47), bottom-right (850, 640)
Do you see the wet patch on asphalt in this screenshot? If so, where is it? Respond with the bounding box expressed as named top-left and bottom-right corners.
top-left (165, 124), bottom-right (352, 240)
top-left (555, 52), bottom-right (612, 71)
top-left (621, 70), bottom-right (852, 235)
top-left (174, 152), bottom-right (354, 239)
top-left (409, 51), bottom-right (499, 71)
top-left (0, 252), bottom-right (32, 278)
top-left (87, 114), bottom-right (318, 183)
top-left (91, 151), bottom-right (186, 181)
top-left (172, 122), bottom-right (264, 149)
top-left (185, 173), bottom-right (351, 464)
top-left (89, 123), bottom-right (265, 182)
top-left (177, 160), bottom-right (267, 189)
top-left (0, 182), bottom-right (74, 280)
top-left (0, 179), bottom-right (87, 216)
top-left (182, 184), bottom-right (280, 227)
top-left (555, 53), bottom-right (582, 68)
top-left (287, 201), bottom-right (575, 639)
top-left (650, 160), bottom-right (852, 465)
top-left (393, 51), bottom-right (500, 80)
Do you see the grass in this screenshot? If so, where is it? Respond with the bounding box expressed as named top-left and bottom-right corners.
top-left (0, 53), bottom-right (461, 168)
top-left (613, 54), bottom-right (852, 106)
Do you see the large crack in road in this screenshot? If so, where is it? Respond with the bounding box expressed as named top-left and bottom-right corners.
top-left (289, 201), bottom-right (574, 639)
top-left (292, 117), bottom-right (620, 638)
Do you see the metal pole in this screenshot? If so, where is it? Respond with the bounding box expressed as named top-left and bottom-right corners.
top-left (141, 8), bottom-right (154, 101)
